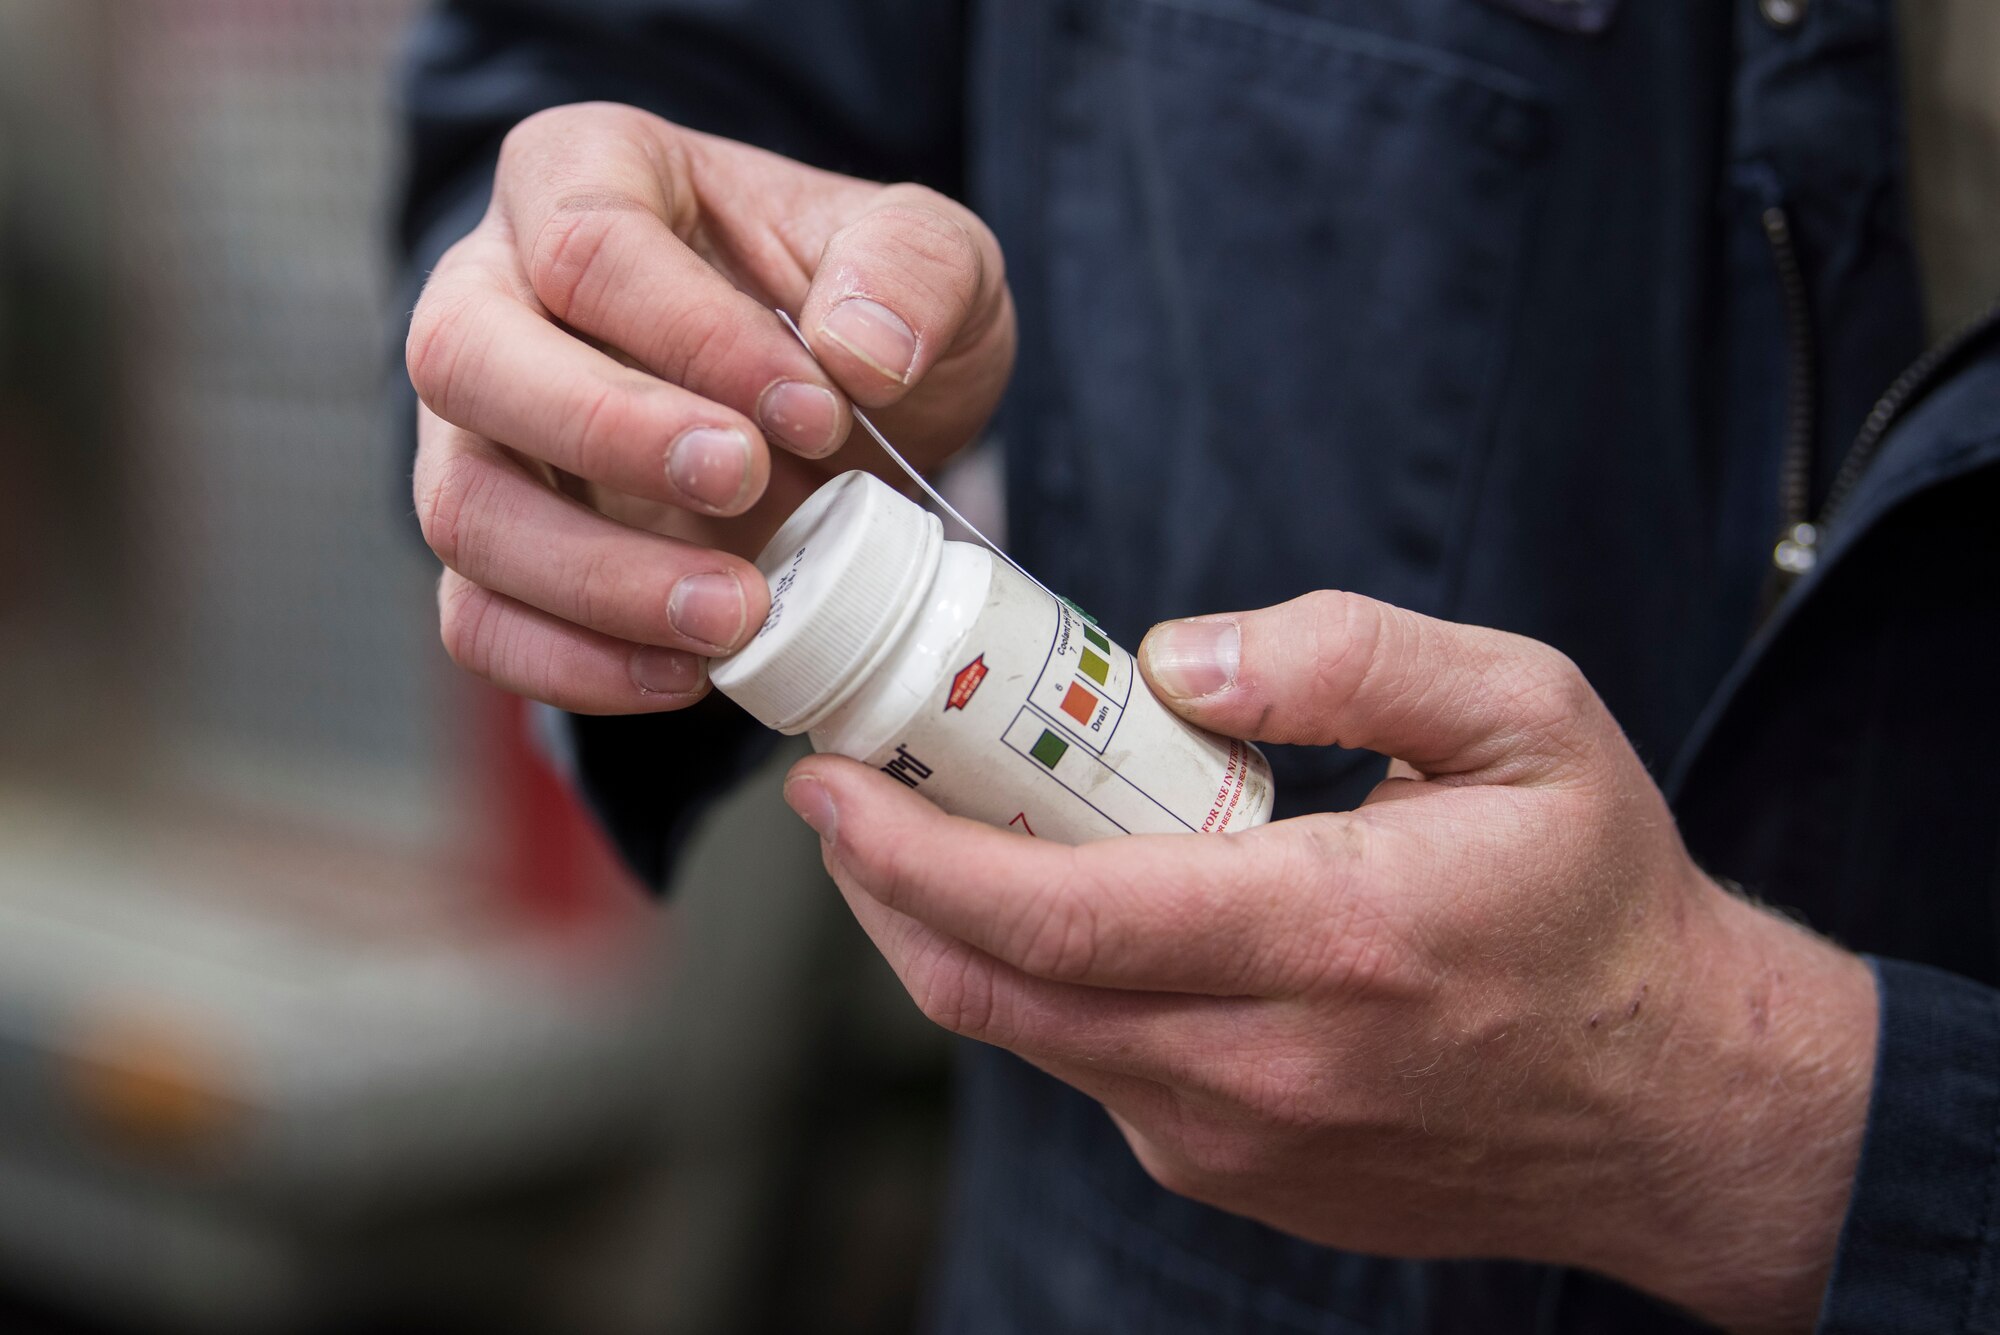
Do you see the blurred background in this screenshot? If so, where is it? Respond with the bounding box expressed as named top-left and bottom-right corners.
top-left (0, 3), bottom-right (949, 1332)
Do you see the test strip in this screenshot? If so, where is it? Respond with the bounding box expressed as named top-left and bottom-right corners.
top-left (774, 308), bottom-right (1067, 610)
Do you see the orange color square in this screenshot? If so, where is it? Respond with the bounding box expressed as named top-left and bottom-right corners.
top-left (1061, 682), bottom-right (1098, 726)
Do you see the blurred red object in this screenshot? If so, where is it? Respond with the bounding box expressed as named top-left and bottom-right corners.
top-left (477, 686), bottom-right (646, 930)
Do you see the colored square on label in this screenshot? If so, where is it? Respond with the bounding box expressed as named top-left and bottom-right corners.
top-left (1083, 625), bottom-right (1110, 653)
top-left (1079, 648), bottom-right (1110, 686)
top-left (1061, 682), bottom-right (1098, 725)
top-left (1030, 730), bottom-right (1069, 769)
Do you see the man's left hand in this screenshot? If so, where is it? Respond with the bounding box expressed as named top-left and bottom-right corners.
top-left (782, 591), bottom-right (1877, 1335)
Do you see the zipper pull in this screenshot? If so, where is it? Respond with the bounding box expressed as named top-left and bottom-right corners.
top-left (1772, 521), bottom-right (1819, 577)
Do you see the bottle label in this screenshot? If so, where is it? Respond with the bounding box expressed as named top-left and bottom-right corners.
top-left (860, 564), bottom-right (1274, 843)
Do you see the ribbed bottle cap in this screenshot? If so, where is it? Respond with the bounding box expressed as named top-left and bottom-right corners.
top-left (710, 471), bottom-right (941, 734)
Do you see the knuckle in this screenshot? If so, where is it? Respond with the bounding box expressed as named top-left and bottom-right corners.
top-left (497, 105), bottom-right (574, 164)
top-left (1301, 591), bottom-right (1383, 718)
top-left (1324, 913), bottom-right (1401, 1001)
top-left (873, 195), bottom-right (981, 267)
top-left (1121, 1098), bottom-right (1245, 1202)
top-left (436, 575), bottom-right (500, 676)
top-left (1136, 1144), bottom-right (1202, 1199)
top-left (1297, 587), bottom-right (1354, 628)
top-left (1233, 1055), bottom-right (1331, 1136)
top-left (651, 298), bottom-right (742, 385)
top-left (1539, 648), bottom-right (1597, 719)
top-left (426, 229), bottom-right (488, 289)
top-left (528, 629), bottom-right (587, 707)
top-left (863, 840), bottom-right (927, 917)
top-left (1273, 821), bottom-right (1383, 989)
top-left (405, 281), bottom-right (486, 416)
top-left (413, 448), bottom-right (498, 570)
top-left (437, 574), bottom-right (589, 709)
top-left (1172, 1126), bottom-right (1259, 1194)
top-left (847, 190), bottom-right (989, 305)
top-left (911, 945), bottom-right (1005, 1042)
top-left (565, 545), bottom-right (624, 632)
top-left (1268, 818), bottom-right (1416, 1002)
top-left (559, 373), bottom-right (645, 481)
top-left (1292, 816), bottom-right (1371, 903)
top-left (498, 102), bottom-right (650, 172)
top-left (526, 194), bottom-right (647, 322)
top-left (1009, 881), bottom-right (1100, 982)
top-left (1499, 641), bottom-right (1599, 739)
top-left (1328, 899), bottom-right (1401, 997)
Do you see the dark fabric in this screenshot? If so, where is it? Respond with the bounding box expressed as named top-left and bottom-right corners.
top-left (1818, 960), bottom-right (2000, 1335)
top-left (395, 1), bottom-right (2000, 1329)
top-left (1671, 349), bottom-right (2000, 981)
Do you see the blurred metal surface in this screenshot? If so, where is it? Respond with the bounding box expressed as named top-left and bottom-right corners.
top-left (0, 3), bottom-right (949, 1332)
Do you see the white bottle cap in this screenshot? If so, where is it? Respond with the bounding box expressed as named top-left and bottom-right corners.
top-left (710, 471), bottom-right (943, 734)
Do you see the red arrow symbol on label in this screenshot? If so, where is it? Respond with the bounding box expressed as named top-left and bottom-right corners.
top-left (945, 654), bottom-right (988, 711)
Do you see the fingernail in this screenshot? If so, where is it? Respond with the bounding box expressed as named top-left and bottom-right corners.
top-left (819, 297), bottom-right (917, 383)
top-left (667, 427), bottom-right (753, 511)
top-left (631, 646), bottom-right (705, 697)
top-left (759, 380), bottom-right (842, 455)
top-left (784, 776), bottom-right (838, 844)
top-left (1144, 620), bottom-right (1240, 700)
top-left (668, 572), bottom-right (748, 651)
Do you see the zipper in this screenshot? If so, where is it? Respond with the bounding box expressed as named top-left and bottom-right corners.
top-left (1759, 204), bottom-right (1819, 583)
top-left (1815, 295), bottom-right (2000, 534)
top-left (1761, 197), bottom-right (2000, 595)
top-left (1767, 294), bottom-right (2000, 590)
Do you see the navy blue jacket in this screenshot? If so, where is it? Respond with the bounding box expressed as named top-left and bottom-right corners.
top-left (398, 2), bottom-right (2000, 1329)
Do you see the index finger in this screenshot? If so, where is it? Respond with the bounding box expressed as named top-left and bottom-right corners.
top-left (787, 755), bottom-right (1380, 997)
top-left (409, 250), bottom-right (772, 515)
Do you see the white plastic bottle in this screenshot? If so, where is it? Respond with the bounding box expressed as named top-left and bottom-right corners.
top-left (710, 472), bottom-right (1274, 843)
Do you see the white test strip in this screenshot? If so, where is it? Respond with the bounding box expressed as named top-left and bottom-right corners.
top-left (773, 308), bottom-right (1067, 609)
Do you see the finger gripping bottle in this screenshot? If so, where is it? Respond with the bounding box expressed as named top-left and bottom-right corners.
top-left (710, 471), bottom-right (1274, 843)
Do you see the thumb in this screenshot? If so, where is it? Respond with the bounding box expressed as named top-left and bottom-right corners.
top-left (796, 183), bottom-right (1015, 414)
top-left (1137, 591), bottom-right (1605, 782)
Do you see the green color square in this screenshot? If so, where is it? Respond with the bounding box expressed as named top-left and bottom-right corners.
top-left (1030, 730), bottom-right (1069, 769)
top-left (1079, 648), bottom-right (1110, 686)
top-left (1082, 624), bottom-right (1110, 653)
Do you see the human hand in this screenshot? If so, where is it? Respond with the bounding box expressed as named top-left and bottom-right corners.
top-left (407, 103), bottom-right (1015, 712)
top-left (783, 591), bottom-right (1877, 1334)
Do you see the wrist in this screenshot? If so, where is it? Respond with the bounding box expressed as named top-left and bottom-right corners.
top-left (1592, 880), bottom-right (1879, 1333)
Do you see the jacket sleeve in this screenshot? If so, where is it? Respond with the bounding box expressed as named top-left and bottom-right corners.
top-left (392, 0), bottom-right (970, 889)
top-left (1816, 957), bottom-right (2000, 1333)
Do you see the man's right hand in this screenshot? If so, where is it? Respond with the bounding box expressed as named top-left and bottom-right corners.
top-left (407, 103), bottom-right (1016, 713)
